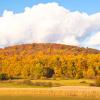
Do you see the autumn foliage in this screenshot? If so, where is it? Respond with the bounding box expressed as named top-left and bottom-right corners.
top-left (0, 43), bottom-right (100, 79)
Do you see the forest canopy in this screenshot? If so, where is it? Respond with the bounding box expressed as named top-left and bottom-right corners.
top-left (0, 43), bottom-right (100, 79)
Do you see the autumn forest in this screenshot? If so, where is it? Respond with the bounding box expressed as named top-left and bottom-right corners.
top-left (0, 43), bottom-right (100, 79)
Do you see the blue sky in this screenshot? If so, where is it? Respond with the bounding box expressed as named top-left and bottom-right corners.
top-left (0, 0), bottom-right (100, 15)
top-left (0, 0), bottom-right (100, 49)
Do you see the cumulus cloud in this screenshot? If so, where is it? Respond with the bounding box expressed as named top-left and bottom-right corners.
top-left (0, 2), bottom-right (100, 49)
top-left (88, 32), bottom-right (100, 46)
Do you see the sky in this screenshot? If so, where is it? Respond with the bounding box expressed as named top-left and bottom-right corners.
top-left (0, 0), bottom-right (100, 49)
top-left (0, 0), bottom-right (100, 15)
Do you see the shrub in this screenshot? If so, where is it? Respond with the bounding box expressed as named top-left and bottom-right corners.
top-left (18, 80), bottom-right (61, 87)
top-left (80, 81), bottom-right (86, 84)
top-left (21, 79), bottom-right (33, 85)
top-left (95, 76), bottom-right (100, 87)
top-left (33, 82), bottom-right (61, 87)
top-left (33, 82), bottom-right (52, 87)
top-left (43, 68), bottom-right (54, 78)
top-left (75, 71), bottom-right (83, 79)
top-left (89, 83), bottom-right (95, 86)
top-left (0, 73), bottom-right (8, 80)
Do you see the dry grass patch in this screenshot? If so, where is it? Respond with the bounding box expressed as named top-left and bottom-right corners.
top-left (0, 86), bottom-right (100, 98)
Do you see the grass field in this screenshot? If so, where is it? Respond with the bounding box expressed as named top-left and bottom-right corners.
top-left (32, 79), bottom-right (94, 86)
top-left (0, 96), bottom-right (99, 100)
top-left (0, 81), bottom-right (45, 88)
top-left (0, 79), bottom-right (94, 88)
top-left (0, 87), bottom-right (100, 97)
top-left (0, 79), bottom-right (99, 99)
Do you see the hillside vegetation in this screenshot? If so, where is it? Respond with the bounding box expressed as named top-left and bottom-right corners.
top-left (0, 43), bottom-right (100, 79)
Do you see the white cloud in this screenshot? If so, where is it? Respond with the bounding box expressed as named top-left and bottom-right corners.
top-left (88, 32), bottom-right (100, 46)
top-left (0, 2), bottom-right (100, 49)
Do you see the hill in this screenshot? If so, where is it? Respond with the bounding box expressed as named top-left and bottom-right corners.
top-left (0, 43), bottom-right (100, 79)
top-left (0, 43), bottom-right (100, 56)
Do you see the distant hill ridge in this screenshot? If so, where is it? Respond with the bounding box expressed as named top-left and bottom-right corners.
top-left (0, 43), bottom-right (100, 55)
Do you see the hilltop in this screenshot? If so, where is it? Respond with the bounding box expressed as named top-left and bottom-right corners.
top-left (0, 43), bottom-right (100, 56)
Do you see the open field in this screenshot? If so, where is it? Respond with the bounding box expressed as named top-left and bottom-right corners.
top-left (32, 79), bottom-right (94, 86)
top-left (0, 79), bottom-right (99, 99)
top-left (0, 81), bottom-right (45, 88)
top-left (0, 79), bottom-right (95, 88)
top-left (0, 87), bottom-right (100, 98)
top-left (0, 96), bottom-right (99, 100)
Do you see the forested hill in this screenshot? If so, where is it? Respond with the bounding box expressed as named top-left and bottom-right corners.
top-left (0, 43), bottom-right (100, 79)
top-left (0, 43), bottom-right (100, 56)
